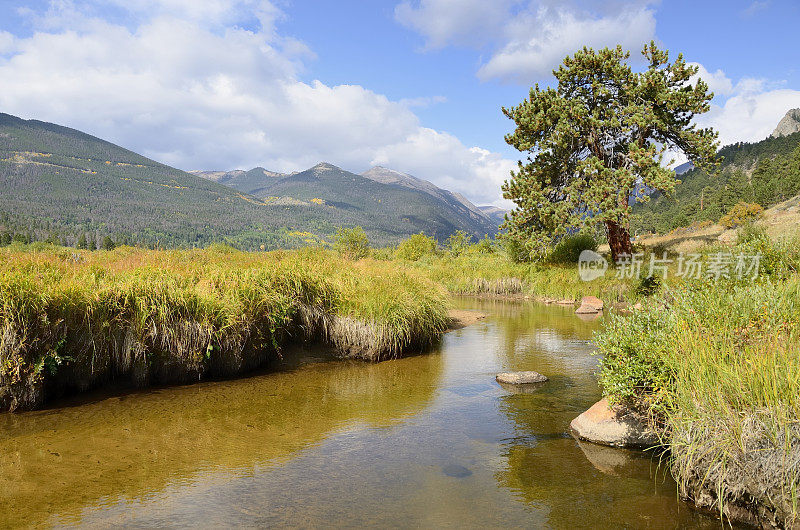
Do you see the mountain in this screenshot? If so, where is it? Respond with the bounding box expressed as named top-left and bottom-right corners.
top-left (360, 165), bottom-right (492, 224)
top-left (632, 120), bottom-right (800, 234)
top-left (194, 163), bottom-right (500, 241)
top-left (771, 108), bottom-right (800, 138)
top-left (0, 113), bottom-right (499, 249)
top-left (238, 162), bottom-right (499, 241)
top-left (189, 167), bottom-right (287, 195)
top-left (674, 161), bottom-right (694, 175)
top-left (477, 206), bottom-right (507, 225)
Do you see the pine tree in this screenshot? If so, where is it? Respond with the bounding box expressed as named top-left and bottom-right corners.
top-left (76, 233), bottom-right (87, 249)
top-left (502, 42), bottom-right (718, 261)
top-left (101, 236), bottom-right (115, 250)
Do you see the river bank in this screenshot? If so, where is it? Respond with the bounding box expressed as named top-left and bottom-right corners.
top-left (593, 229), bottom-right (800, 528)
top-left (0, 245), bottom-right (449, 412)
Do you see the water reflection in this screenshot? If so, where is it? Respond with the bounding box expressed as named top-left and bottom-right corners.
top-left (0, 348), bottom-right (443, 528)
top-left (0, 298), bottom-right (719, 528)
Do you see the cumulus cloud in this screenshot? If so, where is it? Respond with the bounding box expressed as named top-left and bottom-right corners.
top-left (395, 0), bottom-right (658, 83)
top-left (0, 0), bottom-right (514, 205)
top-left (662, 64), bottom-right (800, 167)
top-left (395, 0), bottom-right (519, 49)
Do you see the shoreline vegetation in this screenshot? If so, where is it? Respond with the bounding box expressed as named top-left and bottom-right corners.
top-left (2, 224), bottom-right (798, 527)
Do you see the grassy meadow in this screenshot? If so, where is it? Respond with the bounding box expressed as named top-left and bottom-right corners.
top-left (0, 244), bottom-right (449, 411)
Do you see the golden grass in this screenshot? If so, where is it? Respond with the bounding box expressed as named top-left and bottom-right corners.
top-left (0, 245), bottom-right (448, 411)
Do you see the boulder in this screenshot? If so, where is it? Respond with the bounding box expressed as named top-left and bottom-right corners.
top-left (495, 371), bottom-right (548, 385)
top-left (569, 398), bottom-right (659, 448)
top-left (575, 303), bottom-right (599, 315)
top-left (580, 296), bottom-right (604, 311)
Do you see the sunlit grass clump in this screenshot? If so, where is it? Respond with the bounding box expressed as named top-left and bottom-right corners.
top-left (595, 232), bottom-right (800, 526)
top-left (0, 245), bottom-right (448, 411)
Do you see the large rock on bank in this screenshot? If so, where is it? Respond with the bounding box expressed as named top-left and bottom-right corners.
top-left (496, 371), bottom-right (548, 385)
top-left (575, 296), bottom-right (604, 315)
top-left (570, 398), bottom-right (659, 448)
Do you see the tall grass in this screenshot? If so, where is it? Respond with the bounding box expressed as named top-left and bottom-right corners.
top-left (595, 233), bottom-right (800, 526)
top-left (0, 245), bottom-right (448, 411)
top-left (406, 252), bottom-right (636, 302)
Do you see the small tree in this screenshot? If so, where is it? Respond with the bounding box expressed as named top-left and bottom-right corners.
top-left (334, 226), bottom-right (370, 259)
top-left (87, 234), bottom-right (97, 251)
top-left (76, 233), bottom-right (87, 250)
top-left (502, 42), bottom-right (719, 262)
top-left (445, 230), bottom-right (472, 257)
top-left (395, 233), bottom-right (437, 261)
top-left (101, 236), bottom-right (116, 250)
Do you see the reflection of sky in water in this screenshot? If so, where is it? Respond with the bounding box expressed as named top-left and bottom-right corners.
top-left (4, 299), bottom-right (718, 529)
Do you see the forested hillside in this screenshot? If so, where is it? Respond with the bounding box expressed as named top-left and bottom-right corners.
top-left (0, 113), bottom-right (498, 249)
top-left (631, 131), bottom-right (800, 234)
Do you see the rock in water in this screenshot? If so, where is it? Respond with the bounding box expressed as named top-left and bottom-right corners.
top-left (495, 371), bottom-right (548, 385)
top-left (442, 464), bottom-right (473, 478)
top-left (570, 398), bottom-right (659, 448)
top-left (575, 303), bottom-right (599, 314)
top-left (580, 296), bottom-right (604, 311)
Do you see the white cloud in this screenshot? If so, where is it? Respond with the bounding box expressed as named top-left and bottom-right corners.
top-left (699, 84), bottom-right (800, 146)
top-left (0, 0), bottom-right (514, 205)
top-left (395, 0), bottom-right (658, 83)
top-left (689, 62), bottom-right (734, 97)
top-left (479, 5), bottom-right (657, 83)
top-left (371, 128), bottom-right (516, 207)
top-left (0, 31), bottom-right (14, 54)
top-left (395, 0), bottom-right (519, 49)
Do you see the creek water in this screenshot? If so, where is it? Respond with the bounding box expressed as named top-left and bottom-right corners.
top-left (0, 298), bottom-right (718, 528)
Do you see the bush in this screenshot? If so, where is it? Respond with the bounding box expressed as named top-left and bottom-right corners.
top-left (546, 233), bottom-right (598, 264)
top-left (635, 274), bottom-right (661, 297)
top-left (395, 233), bottom-right (437, 261)
top-left (445, 230), bottom-right (472, 257)
top-left (719, 202), bottom-right (764, 228)
top-left (334, 226), bottom-right (370, 259)
top-left (500, 235), bottom-right (532, 263)
top-left (470, 235), bottom-right (496, 254)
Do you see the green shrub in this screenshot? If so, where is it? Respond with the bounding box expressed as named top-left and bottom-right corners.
top-left (395, 233), bottom-right (437, 261)
top-left (334, 226), bottom-right (370, 259)
top-left (500, 235), bottom-right (532, 263)
top-left (470, 235), bottom-right (496, 254)
top-left (546, 233), bottom-right (598, 264)
top-left (445, 230), bottom-right (472, 257)
top-left (720, 201), bottom-right (764, 228)
top-left (635, 274), bottom-right (662, 297)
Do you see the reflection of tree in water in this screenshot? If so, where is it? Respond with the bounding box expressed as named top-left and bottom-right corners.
top-left (471, 298), bottom-right (602, 369)
top-left (0, 349), bottom-right (444, 528)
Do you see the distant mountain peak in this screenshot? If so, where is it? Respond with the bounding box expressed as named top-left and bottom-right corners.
top-left (771, 108), bottom-right (800, 138)
top-left (311, 162), bottom-right (340, 171)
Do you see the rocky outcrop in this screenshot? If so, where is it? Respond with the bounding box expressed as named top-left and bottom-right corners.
top-left (570, 398), bottom-right (659, 448)
top-left (771, 108), bottom-right (800, 138)
top-left (496, 371), bottom-right (548, 384)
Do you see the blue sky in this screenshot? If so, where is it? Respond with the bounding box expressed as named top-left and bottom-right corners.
top-left (1, 0), bottom-right (799, 205)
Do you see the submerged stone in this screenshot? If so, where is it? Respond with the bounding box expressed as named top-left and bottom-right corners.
top-left (569, 398), bottom-right (659, 449)
top-left (442, 464), bottom-right (473, 478)
top-left (495, 371), bottom-right (548, 385)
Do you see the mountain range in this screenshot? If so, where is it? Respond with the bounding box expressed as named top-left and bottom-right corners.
top-left (0, 112), bottom-right (503, 249)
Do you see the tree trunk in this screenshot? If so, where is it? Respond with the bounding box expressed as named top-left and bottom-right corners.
top-left (605, 220), bottom-right (633, 263)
